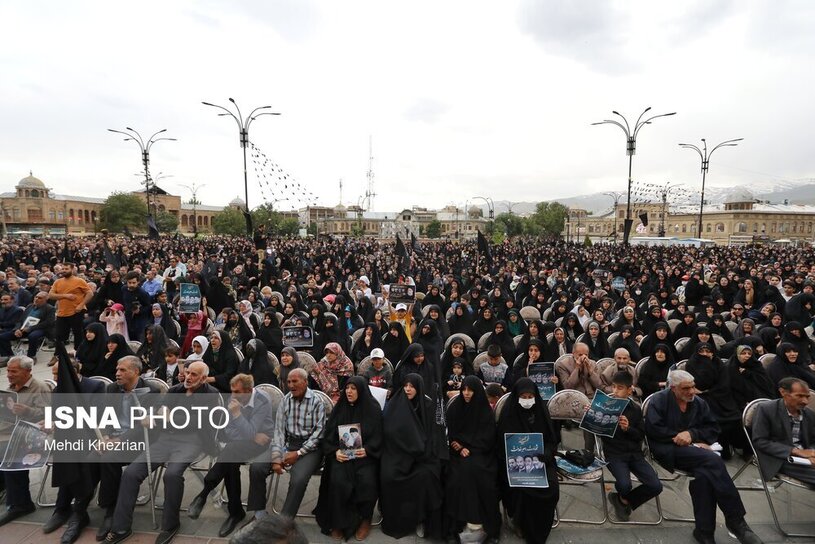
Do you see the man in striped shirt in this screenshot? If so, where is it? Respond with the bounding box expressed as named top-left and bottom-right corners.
top-left (248, 368), bottom-right (325, 517)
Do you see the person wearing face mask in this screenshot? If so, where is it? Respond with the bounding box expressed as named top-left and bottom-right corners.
top-left (496, 377), bottom-right (559, 543)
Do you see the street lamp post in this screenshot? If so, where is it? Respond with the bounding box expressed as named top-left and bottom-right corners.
top-left (679, 138), bottom-right (743, 238)
top-left (108, 128), bottom-right (176, 217)
top-left (603, 191), bottom-right (623, 242)
top-left (592, 107), bottom-right (676, 244)
top-left (202, 98), bottom-right (280, 235)
top-left (179, 182), bottom-right (206, 237)
top-left (472, 195), bottom-right (494, 235)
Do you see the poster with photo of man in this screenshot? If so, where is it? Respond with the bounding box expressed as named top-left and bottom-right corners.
top-left (579, 390), bottom-right (629, 437)
top-left (0, 420), bottom-right (49, 470)
top-left (504, 433), bottom-right (548, 488)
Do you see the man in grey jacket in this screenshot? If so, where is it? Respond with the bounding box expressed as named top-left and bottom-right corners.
top-left (751, 377), bottom-right (815, 486)
top-left (187, 373), bottom-right (276, 537)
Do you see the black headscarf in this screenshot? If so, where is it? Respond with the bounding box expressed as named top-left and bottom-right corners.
top-left (382, 321), bottom-right (410, 364)
top-left (257, 311), bottom-right (284, 357)
top-left (76, 322), bottom-right (108, 377)
top-left (446, 375), bottom-right (495, 452)
top-left (726, 345), bottom-right (776, 412)
top-left (240, 338), bottom-right (278, 387)
top-left (137, 324), bottom-right (169, 371)
top-left (637, 343), bottom-right (675, 399)
top-left (767, 342), bottom-right (815, 389)
top-left (98, 333), bottom-right (134, 381)
top-left (279, 346), bottom-right (301, 393)
top-left (202, 330), bottom-right (240, 392)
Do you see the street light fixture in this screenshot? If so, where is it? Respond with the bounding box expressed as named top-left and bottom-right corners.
top-left (592, 107), bottom-right (676, 244)
top-left (108, 127), bottom-right (176, 217)
top-left (679, 138), bottom-right (743, 238)
top-left (179, 182), bottom-right (206, 237)
top-left (603, 191), bottom-right (624, 242)
top-left (202, 98), bottom-right (280, 235)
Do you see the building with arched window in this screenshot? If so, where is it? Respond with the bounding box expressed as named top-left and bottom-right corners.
top-left (567, 187), bottom-right (815, 245)
top-left (1, 173), bottom-right (225, 236)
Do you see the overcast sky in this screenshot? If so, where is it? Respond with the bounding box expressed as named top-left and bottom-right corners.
top-left (1, 0), bottom-right (814, 213)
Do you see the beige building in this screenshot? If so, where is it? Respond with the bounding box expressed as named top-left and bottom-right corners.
top-left (1, 173), bottom-right (226, 236)
top-left (299, 203), bottom-right (489, 239)
top-left (569, 188), bottom-right (815, 245)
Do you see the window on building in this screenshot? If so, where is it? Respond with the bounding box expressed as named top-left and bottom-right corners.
top-left (31, 190), bottom-right (39, 198)
top-left (716, 223), bottom-right (725, 232)
top-left (58, 210), bottom-right (64, 221)
top-left (682, 224), bottom-right (687, 233)
top-left (197, 215), bottom-right (203, 226)
top-left (706, 224), bottom-right (712, 232)
top-left (203, 216), bottom-right (209, 226)
top-left (84, 210), bottom-right (90, 223)
top-left (48, 209), bottom-right (56, 221)
top-left (752, 223), bottom-right (758, 233)
top-left (181, 215), bottom-right (188, 226)
top-left (91, 211), bottom-right (97, 222)
top-left (27, 208), bottom-right (43, 221)
top-left (737, 222), bottom-right (747, 233)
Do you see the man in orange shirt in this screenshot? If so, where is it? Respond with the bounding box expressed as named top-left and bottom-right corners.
top-left (48, 262), bottom-right (92, 349)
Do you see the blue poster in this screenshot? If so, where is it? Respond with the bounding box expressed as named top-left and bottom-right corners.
top-left (504, 433), bottom-right (549, 488)
top-left (178, 283), bottom-right (202, 313)
top-left (579, 390), bottom-right (629, 438)
top-left (527, 363), bottom-right (556, 400)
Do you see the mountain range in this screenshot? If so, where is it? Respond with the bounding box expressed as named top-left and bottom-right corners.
top-left (489, 178), bottom-right (815, 217)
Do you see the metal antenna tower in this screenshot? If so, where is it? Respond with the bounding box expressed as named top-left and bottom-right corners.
top-left (364, 135), bottom-right (376, 211)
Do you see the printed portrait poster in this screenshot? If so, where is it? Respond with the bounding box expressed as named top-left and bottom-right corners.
top-left (0, 390), bottom-right (18, 424)
top-left (0, 420), bottom-right (49, 471)
top-left (338, 423), bottom-right (363, 459)
top-left (282, 326), bottom-right (314, 348)
top-left (504, 433), bottom-right (548, 488)
top-left (178, 283), bottom-right (202, 313)
top-left (579, 390), bottom-right (630, 438)
top-left (527, 363), bottom-right (556, 400)
top-left (388, 284), bottom-right (416, 304)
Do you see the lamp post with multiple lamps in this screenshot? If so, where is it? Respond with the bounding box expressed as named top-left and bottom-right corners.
top-left (108, 128), bottom-right (176, 217)
top-left (201, 98), bottom-right (280, 235)
top-left (679, 138), bottom-right (743, 238)
top-left (179, 182), bottom-right (206, 237)
top-left (603, 191), bottom-right (624, 242)
top-left (592, 107), bottom-right (676, 244)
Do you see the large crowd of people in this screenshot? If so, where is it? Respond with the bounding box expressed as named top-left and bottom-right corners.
top-left (1, 232), bottom-right (815, 544)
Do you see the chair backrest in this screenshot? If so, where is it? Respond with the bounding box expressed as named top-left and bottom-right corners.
top-left (674, 337), bottom-right (690, 353)
top-left (143, 376), bottom-right (170, 393)
top-left (554, 316), bottom-right (563, 327)
top-left (554, 354), bottom-right (572, 367)
top-left (494, 392), bottom-right (512, 422)
top-left (607, 331), bottom-right (620, 346)
top-left (634, 358), bottom-right (650, 377)
top-left (44, 379), bottom-right (57, 391)
top-left (235, 349), bottom-right (245, 363)
top-left (445, 307), bottom-right (455, 320)
top-left (725, 321), bottom-right (738, 334)
top-left (513, 334), bottom-right (524, 347)
top-left (267, 351), bottom-right (280, 373)
top-left (667, 319), bottom-right (681, 334)
top-left (641, 392), bottom-right (655, 418)
top-left (742, 397), bottom-right (773, 431)
top-left (542, 307), bottom-right (553, 321)
top-left (712, 334), bottom-right (726, 349)
top-left (473, 351), bottom-right (506, 368)
top-left (206, 306), bottom-right (216, 321)
top-left (477, 332), bottom-right (492, 352)
top-left (298, 351), bottom-right (318, 374)
top-left (674, 360), bottom-right (687, 371)
top-left (806, 325), bottom-right (815, 339)
top-left (255, 383), bottom-right (285, 417)
top-left (446, 392), bottom-right (460, 410)
top-left (89, 375), bottom-right (113, 386)
top-left (758, 353), bottom-right (776, 369)
top-left (172, 319), bottom-right (182, 337)
top-left (548, 389), bottom-right (591, 420)
top-left (350, 328), bottom-right (365, 351)
top-left (575, 333), bottom-right (587, 345)
top-left (444, 334), bottom-right (475, 352)
top-left (519, 306), bottom-right (541, 322)
top-left (127, 340), bottom-right (142, 352)
top-left (168, 338), bottom-right (180, 350)
top-left (596, 357), bottom-right (616, 374)
top-left (546, 332), bottom-right (554, 343)
top-left (312, 389), bottom-right (334, 416)
top-left (356, 357), bottom-right (394, 376)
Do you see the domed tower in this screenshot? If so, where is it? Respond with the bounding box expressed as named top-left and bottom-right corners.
top-left (229, 196), bottom-right (246, 210)
top-left (16, 172), bottom-right (50, 198)
top-left (724, 187), bottom-right (755, 211)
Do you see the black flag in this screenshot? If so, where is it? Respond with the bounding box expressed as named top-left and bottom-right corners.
top-left (477, 230), bottom-right (492, 267)
top-left (123, 225), bottom-right (132, 238)
top-left (410, 232), bottom-right (423, 256)
top-left (243, 211), bottom-right (253, 238)
top-left (623, 218), bottom-right (634, 245)
top-left (639, 213), bottom-right (649, 227)
top-left (147, 215), bottom-right (160, 240)
top-left (395, 234), bottom-right (408, 274)
top-left (51, 341), bottom-right (84, 488)
top-left (103, 240), bottom-right (121, 268)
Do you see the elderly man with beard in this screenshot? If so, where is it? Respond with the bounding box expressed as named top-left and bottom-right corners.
top-left (645, 370), bottom-right (762, 544)
top-left (104, 361), bottom-right (221, 544)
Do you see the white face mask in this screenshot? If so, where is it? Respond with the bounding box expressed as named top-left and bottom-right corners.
top-left (518, 398), bottom-right (536, 409)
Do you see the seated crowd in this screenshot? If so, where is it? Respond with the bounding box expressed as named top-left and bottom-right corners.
top-left (1, 234), bottom-right (815, 544)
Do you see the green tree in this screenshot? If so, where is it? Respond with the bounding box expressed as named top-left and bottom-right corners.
top-left (494, 212), bottom-right (525, 237)
top-left (529, 202), bottom-right (569, 236)
top-left (350, 222), bottom-right (365, 237)
top-left (584, 235), bottom-right (593, 246)
top-left (212, 206), bottom-right (246, 236)
top-left (425, 219), bottom-right (442, 239)
top-left (307, 223), bottom-right (318, 236)
top-left (99, 192), bottom-right (148, 233)
top-left (154, 211), bottom-right (178, 233)
top-left (251, 203), bottom-right (283, 234)
top-left (279, 218), bottom-right (300, 237)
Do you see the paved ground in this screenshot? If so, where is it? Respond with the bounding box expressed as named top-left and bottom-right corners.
top-left (1, 349), bottom-right (814, 543)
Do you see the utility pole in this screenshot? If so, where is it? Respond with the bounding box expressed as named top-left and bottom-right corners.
top-left (604, 191), bottom-right (623, 242)
top-left (180, 182), bottom-right (206, 237)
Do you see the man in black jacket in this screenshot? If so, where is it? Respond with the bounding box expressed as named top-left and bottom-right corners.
top-left (105, 360), bottom-right (222, 544)
top-left (645, 370), bottom-right (762, 544)
top-left (751, 377), bottom-right (815, 486)
top-left (0, 291), bottom-right (55, 360)
top-left (0, 292), bottom-right (24, 364)
top-left (602, 371), bottom-right (662, 521)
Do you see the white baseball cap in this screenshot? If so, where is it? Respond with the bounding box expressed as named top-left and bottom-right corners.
top-left (395, 303), bottom-right (408, 311)
top-left (370, 348), bottom-right (385, 359)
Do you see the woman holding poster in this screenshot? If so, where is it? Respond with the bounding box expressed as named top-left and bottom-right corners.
top-left (445, 375), bottom-right (500, 542)
top-left (497, 378), bottom-right (560, 543)
top-left (315, 376), bottom-right (383, 541)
